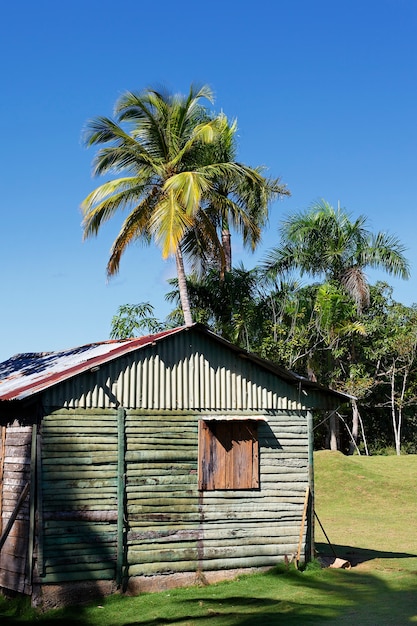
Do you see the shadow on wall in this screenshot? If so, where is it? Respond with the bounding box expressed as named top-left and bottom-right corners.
top-left (0, 407), bottom-right (121, 609)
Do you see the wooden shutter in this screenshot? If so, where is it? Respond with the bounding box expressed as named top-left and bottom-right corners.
top-left (198, 420), bottom-right (259, 490)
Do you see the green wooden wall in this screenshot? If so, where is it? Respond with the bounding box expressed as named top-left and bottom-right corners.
top-left (34, 408), bottom-right (310, 585)
top-left (39, 410), bottom-right (118, 584)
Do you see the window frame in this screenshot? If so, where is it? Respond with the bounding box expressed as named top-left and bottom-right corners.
top-left (198, 417), bottom-right (261, 491)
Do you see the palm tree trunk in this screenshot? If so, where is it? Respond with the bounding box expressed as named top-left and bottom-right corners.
top-left (222, 228), bottom-right (232, 273)
top-left (175, 245), bottom-right (193, 326)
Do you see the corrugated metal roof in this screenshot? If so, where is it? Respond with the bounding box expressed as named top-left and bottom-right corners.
top-left (0, 327), bottom-right (183, 401)
top-left (0, 324), bottom-right (350, 403)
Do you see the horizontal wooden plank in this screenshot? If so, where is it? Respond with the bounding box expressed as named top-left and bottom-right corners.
top-left (43, 443), bottom-right (118, 453)
top-left (43, 425), bottom-right (116, 434)
top-left (43, 429), bottom-right (117, 450)
top-left (128, 554), bottom-right (283, 576)
top-left (42, 486), bottom-right (117, 497)
top-left (44, 521), bottom-right (117, 532)
top-left (44, 553), bottom-right (116, 567)
top-left (42, 455), bottom-right (118, 465)
top-left (44, 561), bottom-right (116, 574)
top-left (126, 464), bottom-right (196, 476)
top-left (0, 553), bottom-right (27, 575)
top-left (42, 478), bottom-right (117, 490)
top-left (127, 523), bottom-right (301, 544)
top-left (4, 426), bottom-right (33, 433)
top-left (126, 475), bottom-right (196, 487)
top-left (44, 538), bottom-right (117, 550)
top-left (46, 409), bottom-right (117, 417)
top-left (4, 435), bottom-right (31, 445)
top-left (128, 541), bottom-right (297, 565)
top-left (126, 481), bottom-right (196, 492)
top-left (3, 449), bottom-right (30, 459)
top-left (42, 469), bottom-right (117, 480)
top-left (127, 443), bottom-right (195, 452)
top-left (43, 511), bottom-right (117, 521)
top-left (41, 568), bottom-right (115, 583)
top-left (125, 450), bottom-right (197, 462)
top-left (127, 430), bottom-right (197, 438)
top-left (0, 573), bottom-right (28, 594)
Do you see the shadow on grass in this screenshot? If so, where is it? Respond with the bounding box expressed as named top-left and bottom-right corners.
top-left (316, 541), bottom-right (417, 566)
top-left (2, 553), bottom-right (417, 625)
top-left (0, 593), bottom-right (93, 626)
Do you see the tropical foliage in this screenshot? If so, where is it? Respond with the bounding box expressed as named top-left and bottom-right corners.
top-left (81, 85), bottom-right (416, 456)
top-left (82, 84), bottom-right (286, 325)
top-left (157, 203), bottom-right (415, 454)
top-left (262, 199), bottom-right (409, 312)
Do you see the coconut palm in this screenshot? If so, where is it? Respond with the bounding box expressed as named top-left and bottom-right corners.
top-left (262, 199), bottom-right (410, 313)
top-left (81, 85), bottom-right (269, 325)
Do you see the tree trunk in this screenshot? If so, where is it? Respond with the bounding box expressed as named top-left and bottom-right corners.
top-left (222, 228), bottom-right (232, 273)
top-left (329, 413), bottom-right (339, 451)
top-left (348, 398), bottom-right (359, 455)
top-left (175, 246), bottom-right (193, 326)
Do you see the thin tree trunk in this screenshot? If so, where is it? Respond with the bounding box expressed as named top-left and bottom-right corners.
top-left (348, 398), bottom-right (360, 455)
top-left (358, 410), bottom-right (369, 456)
top-left (338, 412), bottom-right (360, 455)
top-left (222, 229), bottom-right (232, 273)
top-left (329, 413), bottom-right (339, 451)
top-left (390, 361), bottom-right (402, 456)
top-left (175, 246), bottom-right (193, 327)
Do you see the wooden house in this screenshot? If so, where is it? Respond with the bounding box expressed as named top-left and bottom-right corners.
top-left (0, 324), bottom-right (348, 607)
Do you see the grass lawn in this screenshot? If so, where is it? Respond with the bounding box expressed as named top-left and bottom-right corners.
top-left (1, 452), bottom-right (417, 624)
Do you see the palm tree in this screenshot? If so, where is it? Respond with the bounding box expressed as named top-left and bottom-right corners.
top-left (262, 200), bottom-right (410, 451)
top-left (81, 85), bottom-right (269, 325)
top-left (262, 199), bottom-right (410, 313)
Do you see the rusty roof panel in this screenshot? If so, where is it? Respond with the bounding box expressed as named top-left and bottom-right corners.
top-left (0, 328), bottom-right (183, 401)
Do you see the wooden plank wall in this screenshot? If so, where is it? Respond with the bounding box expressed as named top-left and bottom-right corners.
top-left (125, 411), bottom-right (309, 577)
top-left (39, 409), bottom-right (119, 583)
top-left (125, 412), bottom-right (200, 577)
top-left (0, 424), bottom-right (32, 593)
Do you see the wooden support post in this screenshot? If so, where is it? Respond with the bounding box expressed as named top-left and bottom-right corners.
top-left (0, 426), bottom-right (6, 537)
top-left (36, 430), bottom-right (44, 577)
top-left (307, 410), bottom-right (315, 562)
top-left (116, 407), bottom-right (126, 586)
top-left (27, 424), bottom-right (37, 588)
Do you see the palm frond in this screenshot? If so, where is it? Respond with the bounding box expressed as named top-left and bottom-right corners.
top-left (81, 178), bottom-right (149, 237)
top-left (148, 190), bottom-right (194, 258)
top-left (107, 199), bottom-right (155, 275)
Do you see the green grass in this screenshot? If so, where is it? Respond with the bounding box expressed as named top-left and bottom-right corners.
top-left (2, 452), bottom-right (417, 625)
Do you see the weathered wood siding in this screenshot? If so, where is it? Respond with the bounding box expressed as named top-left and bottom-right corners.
top-left (0, 424), bottom-right (32, 593)
top-left (125, 410), bottom-right (309, 577)
top-left (0, 407), bottom-right (310, 590)
top-left (38, 409), bottom-right (119, 583)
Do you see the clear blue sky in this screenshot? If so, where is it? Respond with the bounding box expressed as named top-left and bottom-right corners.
top-left (1, 0), bottom-right (416, 361)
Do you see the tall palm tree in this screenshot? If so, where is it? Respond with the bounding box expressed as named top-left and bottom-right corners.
top-left (262, 199), bottom-right (410, 313)
top-left (81, 85), bottom-right (268, 325)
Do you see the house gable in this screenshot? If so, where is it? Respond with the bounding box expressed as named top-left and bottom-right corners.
top-left (39, 326), bottom-right (344, 412)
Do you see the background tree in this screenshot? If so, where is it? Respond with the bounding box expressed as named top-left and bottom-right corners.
top-left (82, 85), bottom-right (284, 326)
top-left (110, 302), bottom-right (164, 339)
top-left (165, 265), bottom-right (265, 349)
top-left (262, 199), bottom-right (410, 313)
top-left (359, 289), bottom-right (417, 455)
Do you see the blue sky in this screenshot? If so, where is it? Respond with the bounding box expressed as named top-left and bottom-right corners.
top-left (1, 0), bottom-right (416, 361)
